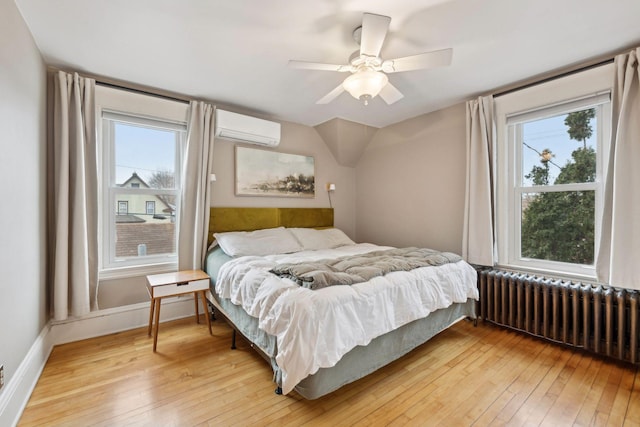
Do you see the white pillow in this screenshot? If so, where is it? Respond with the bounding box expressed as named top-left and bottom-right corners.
top-left (214, 227), bottom-right (303, 257)
top-left (289, 228), bottom-right (355, 251)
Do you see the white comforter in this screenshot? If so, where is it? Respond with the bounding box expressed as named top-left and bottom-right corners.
top-left (215, 243), bottom-right (478, 395)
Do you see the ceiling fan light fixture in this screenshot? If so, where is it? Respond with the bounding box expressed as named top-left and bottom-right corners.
top-left (342, 68), bottom-right (388, 105)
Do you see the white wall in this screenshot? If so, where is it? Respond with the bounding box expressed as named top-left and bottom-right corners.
top-left (355, 103), bottom-right (467, 253)
top-left (0, 0), bottom-right (47, 416)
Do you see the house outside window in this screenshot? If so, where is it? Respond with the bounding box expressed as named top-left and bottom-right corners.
top-left (96, 85), bottom-right (188, 277)
top-left (495, 64), bottom-right (612, 279)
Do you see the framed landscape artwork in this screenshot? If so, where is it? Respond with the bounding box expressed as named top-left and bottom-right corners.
top-left (235, 146), bottom-right (315, 198)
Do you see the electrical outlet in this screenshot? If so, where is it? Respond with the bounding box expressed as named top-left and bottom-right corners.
top-left (0, 365), bottom-right (4, 390)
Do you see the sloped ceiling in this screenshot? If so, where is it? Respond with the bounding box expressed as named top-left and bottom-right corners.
top-left (314, 118), bottom-right (378, 166)
top-left (14, 0), bottom-right (640, 128)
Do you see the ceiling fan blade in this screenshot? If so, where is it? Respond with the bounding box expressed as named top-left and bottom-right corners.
top-left (316, 84), bottom-right (345, 104)
top-left (379, 82), bottom-right (404, 105)
top-left (360, 13), bottom-right (391, 58)
top-left (382, 48), bottom-right (453, 73)
top-left (288, 60), bottom-right (351, 72)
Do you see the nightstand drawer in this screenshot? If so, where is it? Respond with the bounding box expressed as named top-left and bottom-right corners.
top-left (152, 278), bottom-right (210, 298)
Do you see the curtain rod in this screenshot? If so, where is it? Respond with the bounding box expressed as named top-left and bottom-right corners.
top-left (48, 66), bottom-right (192, 104)
top-left (494, 57), bottom-right (615, 98)
top-left (95, 80), bottom-right (191, 105)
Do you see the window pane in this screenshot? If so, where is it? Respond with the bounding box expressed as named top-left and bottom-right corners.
top-left (113, 194), bottom-right (175, 258)
top-left (521, 191), bottom-right (595, 265)
top-left (117, 201), bottom-right (128, 215)
top-left (114, 122), bottom-right (177, 189)
top-left (520, 108), bottom-right (597, 186)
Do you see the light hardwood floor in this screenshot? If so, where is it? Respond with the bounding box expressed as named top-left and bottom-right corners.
top-left (19, 315), bottom-right (640, 426)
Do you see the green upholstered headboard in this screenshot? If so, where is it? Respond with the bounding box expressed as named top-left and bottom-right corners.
top-left (208, 207), bottom-right (334, 244)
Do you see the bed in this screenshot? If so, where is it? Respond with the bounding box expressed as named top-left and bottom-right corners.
top-left (204, 207), bottom-right (478, 399)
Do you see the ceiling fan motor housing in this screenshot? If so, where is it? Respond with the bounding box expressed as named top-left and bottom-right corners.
top-left (348, 51), bottom-right (383, 71)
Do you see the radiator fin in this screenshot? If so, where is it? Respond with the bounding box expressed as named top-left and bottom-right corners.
top-left (478, 269), bottom-right (640, 364)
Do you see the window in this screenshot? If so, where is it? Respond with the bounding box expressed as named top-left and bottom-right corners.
top-left (495, 64), bottom-right (612, 278)
top-left (96, 85), bottom-right (189, 277)
top-left (146, 201), bottom-right (155, 215)
top-left (101, 113), bottom-right (185, 271)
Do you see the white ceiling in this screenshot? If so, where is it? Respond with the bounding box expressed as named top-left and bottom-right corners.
top-left (14, 0), bottom-right (640, 128)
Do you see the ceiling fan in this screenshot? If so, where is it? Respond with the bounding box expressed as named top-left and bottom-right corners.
top-left (288, 13), bottom-right (452, 106)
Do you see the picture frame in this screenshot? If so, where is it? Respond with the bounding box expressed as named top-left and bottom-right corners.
top-left (235, 146), bottom-right (315, 198)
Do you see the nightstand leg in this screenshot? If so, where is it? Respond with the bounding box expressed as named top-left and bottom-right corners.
top-left (153, 298), bottom-right (161, 352)
top-left (194, 293), bottom-right (200, 324)
top-left (200, 291), bottom-right (213, 336)
top-left (147, 297), bottom-right (155, 337)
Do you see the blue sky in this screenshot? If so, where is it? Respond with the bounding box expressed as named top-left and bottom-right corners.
top-left (521, 112), bottom-right (597, 186)
top-left (114, 123), bottom-right (178, 185)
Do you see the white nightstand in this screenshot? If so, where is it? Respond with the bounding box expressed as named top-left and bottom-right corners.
top-left (146, 269), bottom-right (213, 352)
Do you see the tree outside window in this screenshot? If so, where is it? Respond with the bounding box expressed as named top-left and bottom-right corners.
top-left (520, 108), bottom-right (597, 265)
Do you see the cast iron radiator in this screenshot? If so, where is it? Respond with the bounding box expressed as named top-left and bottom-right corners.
top-left (477, 269), bottom-right (640, 364)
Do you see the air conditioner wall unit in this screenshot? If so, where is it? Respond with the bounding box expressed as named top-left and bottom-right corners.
top-left (214, 109), bottom-right (281, 147)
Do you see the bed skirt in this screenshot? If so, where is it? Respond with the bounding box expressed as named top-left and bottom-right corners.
top-left (207, 290), bottom-right (476, 399)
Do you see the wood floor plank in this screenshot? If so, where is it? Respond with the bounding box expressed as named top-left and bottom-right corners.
top-left (18, 318), bottom-right (640, 427)
top-left (573, 360), bottom-right (612, 426)
top-left (420, 332), bottom-right (540, 425)
top-left (589, 362), bottom-right (627, 426)
top-left (506, 344), bottom-right (574, 427)
top-left (540, 353), bottom-right (599, 425)
top-left (469, 338), bottom-right (558, 426)
top-left (607, 363), bottom-right (636, 426)
top-left (624, 372), bottom-right (640, 425)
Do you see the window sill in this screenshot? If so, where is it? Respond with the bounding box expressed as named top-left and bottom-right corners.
top-left (99, 261), bottom-right (178, 280)
top-left (495, 262), bottom-right (602, 285)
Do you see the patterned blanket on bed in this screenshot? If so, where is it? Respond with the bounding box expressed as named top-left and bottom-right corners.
top-left (269, 247), bottom-right (462, 290)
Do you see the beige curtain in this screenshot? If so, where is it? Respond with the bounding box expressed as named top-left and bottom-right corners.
top-left (597, 48), bottom-right (640, 288)
top-left (48, 71), bottom-right (98, 320)
top-left (178, 101), bottom-right (215, 270)
top-left (463, 96), bottom-right (495, 266)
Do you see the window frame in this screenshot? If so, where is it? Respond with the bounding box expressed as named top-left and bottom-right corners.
top-left (117, 200), bottom-right (128, 215)
top-left (494, 64), bottom-right (613, 280)
top-left (146, 201), bottom-right (156, 215)
top-left (95, 85), bottom-right (189, 279)
top-left (101, 112), bottom-right (185, 274)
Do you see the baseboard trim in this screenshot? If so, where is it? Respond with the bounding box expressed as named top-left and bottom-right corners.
top-left (51, 295), bottom-right (196, 345)
top-left (0, 324), bottom-right (54, 427)
top-left (1, 296), bottom-right (195, 426)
